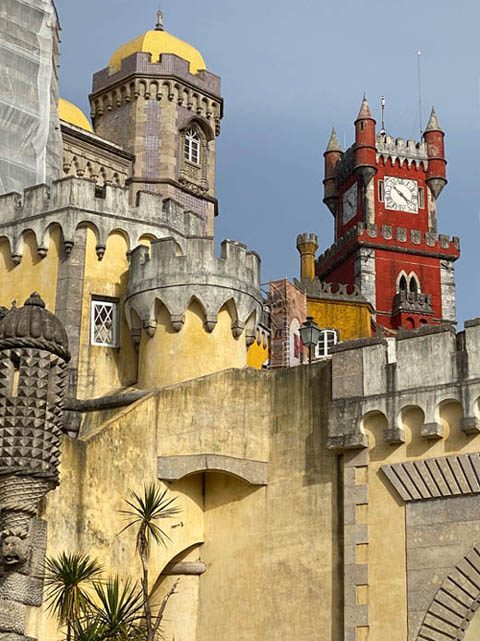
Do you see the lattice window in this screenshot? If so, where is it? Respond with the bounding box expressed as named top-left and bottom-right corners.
top-left (184, 128), bottom-right (200, 164)
top-left (314, 329), bottom-right (338, 358)
top-left (91, 300), bottom-right (119, 347)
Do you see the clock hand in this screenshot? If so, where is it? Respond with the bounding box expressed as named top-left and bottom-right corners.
top-left (394, 186), bottom-right (409, 203)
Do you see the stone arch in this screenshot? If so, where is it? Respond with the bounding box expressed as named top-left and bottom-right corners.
top-left (179, 114), bottom-right (215, 142)
top-left (396, 270), bottom-right (408, 293)
top-left (408, 271), bottom-right (421, 293)
top-left (416, 543), bottom-right (480, 641)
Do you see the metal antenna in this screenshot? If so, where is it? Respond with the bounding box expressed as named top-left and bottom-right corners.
top-left (417, 50), bottom-right (423, 138)
top-left (380, 96), bottom-right (386, 135)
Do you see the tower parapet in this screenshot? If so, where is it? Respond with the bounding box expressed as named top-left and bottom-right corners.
top-left (126, 235), bottom-right (262, 388)
top-left (0, 177), bottom-right (207, 262)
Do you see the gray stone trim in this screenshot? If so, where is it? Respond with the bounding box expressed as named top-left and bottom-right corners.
top-left (382, 453), bottom-right (480, 502)
top-left (55, 226), bottom-right (87, 398)
top-left (343, 450), bottom-right (369, 641)
top-left (161, 561), bottom-right (206, 576)
top-left (415, 544), bottom-right (480, 641)
top-left (157, 454), bottom-right (268, 486)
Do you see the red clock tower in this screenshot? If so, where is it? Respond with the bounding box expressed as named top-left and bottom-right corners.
top-left (318, 96), bottom-right (460, 331)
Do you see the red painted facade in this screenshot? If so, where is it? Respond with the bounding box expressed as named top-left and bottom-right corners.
top-left (320, 99), bottom-right (459, 331)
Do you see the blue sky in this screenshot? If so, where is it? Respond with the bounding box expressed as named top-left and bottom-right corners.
top-left (57, 0), bottom-right (480, 325)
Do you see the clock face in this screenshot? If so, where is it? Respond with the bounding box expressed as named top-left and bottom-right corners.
top-left (342, 182), bottom-right (358, 224)
top-left (384, 176), bottom-right (418, 213)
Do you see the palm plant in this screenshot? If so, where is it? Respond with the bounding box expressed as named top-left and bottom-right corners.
top-left (120, 484), bottom-right (180, 641)
top-left (44, 552), bottom-right (104, 641)
top-left (91, 576), bottom-right (145, 640)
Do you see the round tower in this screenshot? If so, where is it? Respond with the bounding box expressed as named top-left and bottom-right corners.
top-left (424, 106), bottom-right (447, 199)
top-left (296, 233), bottom-right (319, 281)
top-left (323, 128), bottom-right (342, 215)
top-left (354, 95), bottom-right (377, 186)
top-left (125, 237), bottom-right (262, 388)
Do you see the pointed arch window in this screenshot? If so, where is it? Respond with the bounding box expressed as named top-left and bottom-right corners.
top-left (184, 128), bottom-right (201, 165)
top-left (398, 275), bottom-right (408, 292)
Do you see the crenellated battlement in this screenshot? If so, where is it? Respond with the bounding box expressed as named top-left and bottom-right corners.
top-left (294, 277), bottom-right (370, 305)
top-left (90, 52), bottom-right (222, 134)
top-left (316, 221), bottom-right (460, 274)
top-left (0, 177), bottom-right (206, 261)
top-left (327, 320), bottom-right (480, 450)
top-left (376, 134), bottom-right (428, 169)
top-left (125, 235), bottom-right (262, 338)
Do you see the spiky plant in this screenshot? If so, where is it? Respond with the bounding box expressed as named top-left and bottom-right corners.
top-left (44, 552), bottom-right (104, 641)
top-left (120, 484), bottom-right (180, 641)
top-left (69, 615), bottom-right (107, 641)
top-left (91, 576), bottom-right (145, 640)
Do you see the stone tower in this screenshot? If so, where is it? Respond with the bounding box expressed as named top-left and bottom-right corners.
top-left (89, 11), bottom-right (222, 235)
top-left (318, 97), bottom-right (459, 330)
top-left (0, 293), bottom-right (69, 640)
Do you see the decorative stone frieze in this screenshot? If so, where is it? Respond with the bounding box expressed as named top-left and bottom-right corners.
top-left (392, 291), bottom-right (433, 317)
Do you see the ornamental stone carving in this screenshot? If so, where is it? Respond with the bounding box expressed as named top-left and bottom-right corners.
top-left (0, 293), bottom-right (70, 640)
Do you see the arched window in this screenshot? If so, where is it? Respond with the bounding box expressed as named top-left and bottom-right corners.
top-left (398, 275), bottom-right (408, 292)
top-left (409, 277), bottom-right (418, 294)
top-left (314, 329), bottom-right (338, 358)
top-left (184, 128), bottom-right (200, 165)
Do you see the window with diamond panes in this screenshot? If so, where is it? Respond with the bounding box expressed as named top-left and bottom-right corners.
top-left (184, 128), bottom-right (200, 165)
top-left (314, 329), bottom-right (338, 358)
top-left (91, 300), bottom-right (119, 347)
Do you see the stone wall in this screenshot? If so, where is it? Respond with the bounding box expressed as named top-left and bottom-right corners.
top-left (40, 362), bottom-right (341, 641)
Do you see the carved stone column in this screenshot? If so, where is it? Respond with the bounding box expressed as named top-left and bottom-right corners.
top-left (0, 293), bottom-right (70, 640)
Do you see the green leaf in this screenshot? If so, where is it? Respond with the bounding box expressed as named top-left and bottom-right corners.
top-left (44, 552), bottom-right (104, 627)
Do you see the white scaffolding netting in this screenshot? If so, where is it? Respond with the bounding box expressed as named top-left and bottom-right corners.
top-left (0, 0), bottom-right (62, 196)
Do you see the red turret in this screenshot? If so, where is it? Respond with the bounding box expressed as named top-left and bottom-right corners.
top-left (424, 107), bottom-right (447, 198)
top-left (323, 128), bottom-right (342, 215)
top-left (354, 95), bottom-right (377, 186)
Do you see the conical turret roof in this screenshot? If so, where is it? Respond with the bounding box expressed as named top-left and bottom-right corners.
top-left (425, 106), bottom-right (443, 133)
top-left (356, 94), bottom-right (373, 121)
top-left (325, 127), bottom-right (342, 153)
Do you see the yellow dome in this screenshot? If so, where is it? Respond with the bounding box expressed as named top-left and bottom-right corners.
top-left (109, 29), bottom-right (206, 75)
top-left (58, 98), bottom-right (93, 132)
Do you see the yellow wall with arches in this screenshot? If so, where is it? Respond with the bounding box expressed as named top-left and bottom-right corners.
top-left (363, 400), bottom-right (480, 641)
top-left (138, 300), bottom-right (247, 389)
top-left (0, 228), bottom-right (61, 312)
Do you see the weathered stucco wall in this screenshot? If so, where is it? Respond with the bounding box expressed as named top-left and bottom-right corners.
top-left (40, 362), bottom-right (340, 641)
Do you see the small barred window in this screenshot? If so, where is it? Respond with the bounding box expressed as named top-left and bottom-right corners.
top-left (91, 299), bottom-right (119, 347)
top-left (184, 128), bottom-right (200, 165)
top-left (314, 329), bottom-right (338, 358)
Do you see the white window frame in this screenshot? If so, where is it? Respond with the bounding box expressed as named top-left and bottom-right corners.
top-left (314, 329), bottom-right (338, 359)
top-left (184, 128), bottom-right (201, 165)
top-left (91, 299), bottom-right (119, 347)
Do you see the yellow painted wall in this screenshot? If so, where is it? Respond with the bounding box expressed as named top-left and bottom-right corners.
top-left (76, 228), bottom-right (137, 399)
top-left (37, 363), bottom-right (339, 641)
top-left (0, 228), bottom-right (61, 312)
top-left (364, 401), bottom-right (480, 641)
top-left (138, 300), bottom-right (247, 388)
top-left (307, 298), bottom-right (372, 341)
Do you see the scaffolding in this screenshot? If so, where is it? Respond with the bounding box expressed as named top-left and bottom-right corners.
top-left (268, 280), bottom-right (291, 369)
top-left (0, 0), bottom-right (62, 196)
